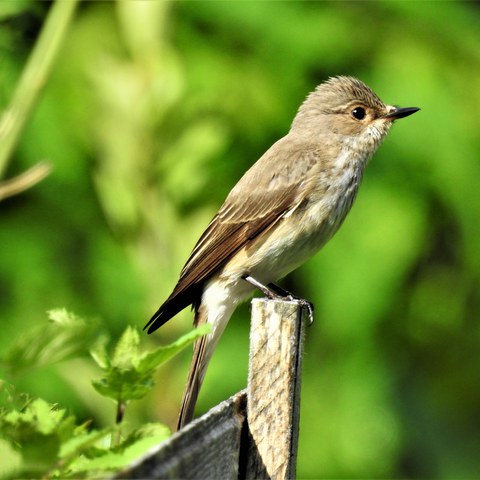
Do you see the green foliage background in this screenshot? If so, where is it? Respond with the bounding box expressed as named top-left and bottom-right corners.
top-left (1, 1), bottom-right (480, 477)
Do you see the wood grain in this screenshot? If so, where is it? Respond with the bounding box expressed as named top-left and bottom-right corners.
top-left (246, 298), bottom-right (306, 480)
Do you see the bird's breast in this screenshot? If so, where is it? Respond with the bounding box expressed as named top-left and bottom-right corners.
top-left (219, 149), bottom-right (366, 290)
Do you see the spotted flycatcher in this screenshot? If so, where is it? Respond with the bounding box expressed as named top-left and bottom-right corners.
top-left (144, 76), bottom-right (419, 429)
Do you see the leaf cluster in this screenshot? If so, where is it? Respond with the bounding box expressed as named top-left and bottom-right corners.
top-left (91, 324), bottom-right (209, 405)
top-left (0, 310), bottom-right (209, 479)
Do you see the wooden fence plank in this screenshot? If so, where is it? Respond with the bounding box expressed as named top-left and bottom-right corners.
top-left (116, 390), bottom-right (247, 479)
top-left (115, 297), bottom-right (307, 479)
top-left (245, 298), bottom-right (306, 480)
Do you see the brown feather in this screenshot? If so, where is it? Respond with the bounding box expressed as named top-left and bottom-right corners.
top-left (176, 308), bottom-right (207, 429)
top-left (144, 138), bottom-right (324, 334)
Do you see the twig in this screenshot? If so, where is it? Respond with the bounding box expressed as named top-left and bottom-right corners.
top-left (0, 0), bottom-right (78, 177)
top-left (112, 400), bottom-right (127, 447)
top-left (0, 162), bottom-right (52, 200)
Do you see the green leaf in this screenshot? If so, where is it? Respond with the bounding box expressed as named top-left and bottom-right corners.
top-left (91, 370), bottom-right (154, 403)
top-left (138, 323), bottom-right (211, 374)
top-left (0, 438), bottom-right (22, 479)
top-left (1, 309), bottom-right (99, 376)
top-left (115, 422), bottom-right (170, 450)
top-left (59, 425), bottom-right (115, 462)
top-left (67, 423), bottom-right (170, 475)
top-left (0, 398), bottom-right (76, 475)
top-left (89, 334), bottom-right (110, 370)
top-left (0, 386), bottom-right (124, 479)
top-left (1, 398), bottom-right (69, 436)
top-left (111, 326), bottom-right (141, 370)
top-left (91, 324), bottom-right (210, 403)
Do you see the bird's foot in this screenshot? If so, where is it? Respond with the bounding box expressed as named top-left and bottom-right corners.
top-left (242, 274), bottom-right (314, 326)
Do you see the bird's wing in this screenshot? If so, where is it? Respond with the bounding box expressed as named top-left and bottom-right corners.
top-left (145, 139), bottom-right (319, 333)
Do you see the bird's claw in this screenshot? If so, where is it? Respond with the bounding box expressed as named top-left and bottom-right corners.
top-left (285, 295), bottom-right (314, 326)
top-left (242, 275), bottom-right (314, 326)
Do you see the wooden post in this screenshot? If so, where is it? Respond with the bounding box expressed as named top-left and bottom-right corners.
top-left (245, 298), bottom-right (307, 480)
top-left (116, 391), bottom-right (247, 480)
top-left (114, 298), bottom-right (307, 479)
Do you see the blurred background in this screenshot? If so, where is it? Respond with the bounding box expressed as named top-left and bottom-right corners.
top-left (1, 1), bottom-right (480, 477)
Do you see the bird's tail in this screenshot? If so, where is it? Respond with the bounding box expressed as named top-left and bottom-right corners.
top-left (176, 280), bottom-right (240, 430)
top-left (176, 340), bottom-right (206, 429)
top-left (177, 306), bottom-right (216, 430)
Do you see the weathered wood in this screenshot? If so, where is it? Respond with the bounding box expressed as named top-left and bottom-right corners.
top-left (245, 298), bottom-right (306, 480)
top-left (115, 297), bottom-right (307, 479)
top-left (115, 390), bottom-right (247, 479)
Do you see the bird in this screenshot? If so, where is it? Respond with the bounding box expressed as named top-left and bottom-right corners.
top-left (144, 76), bottom-right (419, 429)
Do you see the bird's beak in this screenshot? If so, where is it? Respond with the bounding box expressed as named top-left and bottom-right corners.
top-left (383, 106), bottom-right (420, 120)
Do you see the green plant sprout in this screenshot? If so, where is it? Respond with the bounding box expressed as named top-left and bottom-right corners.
top-left (0, 309), bottom-right (210, 479)
top-left (90, 324), bottom-right (211, 443)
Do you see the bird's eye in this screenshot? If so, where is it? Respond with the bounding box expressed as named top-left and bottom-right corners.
top-left (351, 107), bottom-right (366, 120)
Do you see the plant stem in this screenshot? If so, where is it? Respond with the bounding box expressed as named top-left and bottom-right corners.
top-left (112, 400), bottom-right (126, 447)
top-left (116, 400), bottom-right (126, 425)
top-left (0, 161), bottom-right (52, 200)
top-left (0, 0), bottom-right (78, 178)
